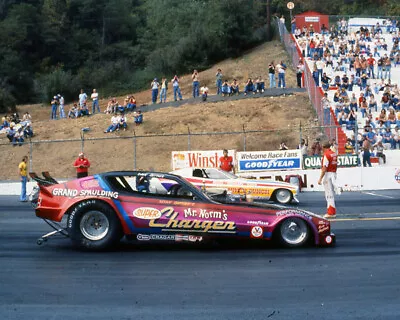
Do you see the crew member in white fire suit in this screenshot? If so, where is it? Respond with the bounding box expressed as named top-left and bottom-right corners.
top-left (318, 141), bottom-right (338, 219)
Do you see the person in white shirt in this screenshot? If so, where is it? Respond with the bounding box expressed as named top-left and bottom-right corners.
top-left (79, 89), bottom-right (87, 107)
top-left (58, 94), bottom-right (66, 118)
top-left (91, 89), bottom-right (100, 114)
top-left (104, 114), bottom-right (120, 133)
top-left (200, 85), bottom-right (209, 101)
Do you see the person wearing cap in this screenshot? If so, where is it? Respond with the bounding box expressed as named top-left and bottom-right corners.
top-left (219, 149), bottom-right (234, 174)
top-left (318, 141), bottom-right (338, 219)
top-left (18, 156), bottom-right (28, 202)
top-left (73, 152), bottom-right (90, 178)
top-left (91, 89), bottom-right (100, 114)
top-left (150, 78), bottom-right (159, 104)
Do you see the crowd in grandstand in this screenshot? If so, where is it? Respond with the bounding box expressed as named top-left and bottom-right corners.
top-left (291, 16), bottom-right (400, 158)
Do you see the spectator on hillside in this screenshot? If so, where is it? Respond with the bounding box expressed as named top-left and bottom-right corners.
top-left (244, 78), bottom-right (255, 95)
top-left (22, 112), bottom-right (31, 123)
top-left (171, 75), bottom-right (183, 101)
top-left (192, 70), bottom-right (200, 98)
top-left (127, 95), bottom-right (137, 112)
top-left (104, 99), bottom-right (113, 114)
top-left (6, 124), bottom-right (16, 143)
top-left (276, 61), bottom-right (286, 88)
top-left (296, 60), bottom-right (304, 88)
top-left (79, 102), bottom-right (90, 117)
top-left (58, 94), bottom-right (66, 118)
top-left (200, 84), bottom-right (209, 101)
top-left (255, 76), bottom-right (265, 93)
top-left (221, 80), bottom-right (230, 96)
top-left (230, 79), bottom-right (239, 95)
top-left (119, 112), bottom-right (127, 131)
top-left (134, 110), bottom-right (143, 125)
top-left (151, 78), bottom-right (159, 104)
top-left (268, 62), bottom-right (276, 88)
top-left (13, 127), bottom-right (24, 146)
top-left (216, 69), bottom-right (223, 95)
top-left (279, 141), bottom-right (288, 150)
top-left (159, 77), bottom-right (168, 103)
top-left (79, 89), bottom-right (87, 107)
top-left (51, 96), bottom-right (58, 120)
top-left (23, 123), bottom-right (33, 139)
top-left (104, 113), bottom-right (120, 133)
top-left (91, 89), bottom-right (100, 114)
top-left (0, 116), bottom-right (9, 130)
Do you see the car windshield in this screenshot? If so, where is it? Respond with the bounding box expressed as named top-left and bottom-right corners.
top-left (203, 168), bottom-right (238, 180)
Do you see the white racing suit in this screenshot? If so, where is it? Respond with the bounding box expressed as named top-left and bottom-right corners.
top-left (323, 172), bottom-right (337, 215)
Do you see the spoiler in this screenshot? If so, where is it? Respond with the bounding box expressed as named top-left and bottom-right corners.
top-left (29, 172), bottom-right (59, 186)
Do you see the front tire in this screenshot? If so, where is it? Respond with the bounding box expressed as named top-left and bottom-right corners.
top-left (68, 200), bottom-right (123, 250)
top-left (274, 188), bottom-right (293, 204)
top-left (277, 217), bottom-right (309, 247)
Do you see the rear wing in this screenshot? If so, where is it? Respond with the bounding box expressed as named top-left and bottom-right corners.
top-left (29, 172), bottom-right (59, 186)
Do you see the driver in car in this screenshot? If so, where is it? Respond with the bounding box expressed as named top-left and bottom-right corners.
top-left (136, 174), bottom-right (150, 192)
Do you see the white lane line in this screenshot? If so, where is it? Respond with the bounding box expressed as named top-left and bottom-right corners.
top-left (333, 217), bottom-right (400, 222)
top-left (361, 191), bottom-right (395, 199)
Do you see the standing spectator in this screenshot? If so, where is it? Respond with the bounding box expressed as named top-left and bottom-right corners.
top-left (367, 54), bottom-right (375, 79)
top-left (384, 55), bottom-right (391, 80)
top-left (268, 62), bottom-right (276, 88)
top-left (159, 77), bottom-right (168, 103)
top-left (321, 92), bottom-right (331, 125)
top-left (91, 89), bottom-right (100, 114)
top-left (192, 70), bottom-right (200, 98)
top-left (151, 78), bottom-right (159, 104)
top-left (171, 75), bottom-right (183, 101)
top-left (362, 137), bottom-right (372, 167)
top-left (216, 69), bottom-right (223, 95)
top-left (51, 96), bottom-right (58, 120)
top-left (318, 141), bottom-right (338, 219)
top-left (311, 138), bottom-right (322, 156)
top-left (58, 94), bottom-right (66, 118)
top-left (291, 17), bottom-right (296, 34)
top-left (18, 156), bottom-right (28, 202)
top-left (73, 152), bottom-right (90, 178)
top-left (276, 61), bottom-right (286, 88)
top-left (219, 149), bottom-right (234, 173)
top-left (79, 89), bottom-right (87, 107)
top-left (200, 84), bottom-right (209, 101)
top-left (296, 60), bottom-right (304, 88)
top-left (297, 138), bottom-right (308, 157)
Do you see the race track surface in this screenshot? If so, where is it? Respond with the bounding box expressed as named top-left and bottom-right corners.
top-left (1, 191), bottom-right (400, 320)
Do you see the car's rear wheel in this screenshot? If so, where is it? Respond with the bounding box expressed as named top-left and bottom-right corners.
top-left (68, 200), bottom-right (123, 250)
top-left (278, 217), bottom-right (309, 247)
top-left (274, 188), bottom-right (293, 204)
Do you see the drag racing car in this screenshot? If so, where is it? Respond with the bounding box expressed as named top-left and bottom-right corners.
top-left (30, 171), bottom-right (334, 251)
top-left (171, 167), bottom-right (299, 204)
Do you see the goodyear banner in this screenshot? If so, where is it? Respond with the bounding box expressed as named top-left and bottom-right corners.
top-left (172, 150), bottom-right (236, 170)
top-left (303, 154), bottom-right (359, 169)
top-left (236, 150), bottom-right (302, 172)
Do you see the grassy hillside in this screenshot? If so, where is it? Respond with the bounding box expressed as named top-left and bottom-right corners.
top-left (1, 41), bottom-right (318, 180)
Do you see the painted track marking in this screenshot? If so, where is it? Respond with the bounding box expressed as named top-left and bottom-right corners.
top-left (361, 191), bottom-right (395, 199)
top-left (332, 217), bottom-right (400, 222)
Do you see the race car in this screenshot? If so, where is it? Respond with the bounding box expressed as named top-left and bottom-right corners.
top-left (171, 167), bottom-right (299, 204)
top-left (30, 171), bottom-right (334, 251)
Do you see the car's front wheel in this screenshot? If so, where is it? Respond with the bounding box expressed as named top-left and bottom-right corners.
top-left (274, 188), bottom-right (293, 204)
top-left (68, 200), bottom-right (123, 250)
top-left (278, 217), bottom-right (309, 247)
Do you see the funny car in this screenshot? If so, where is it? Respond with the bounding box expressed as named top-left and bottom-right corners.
top-left (171, 167), bottom-right (299, 204)
top-left (30, 171), bottom-right (334, 250)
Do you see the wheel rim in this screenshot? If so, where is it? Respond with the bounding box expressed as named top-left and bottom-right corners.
top-left (280, 218), bottom-right (308, 246)
top-left (80, 211), bottom-right (109, 241)
top-left (275, 189), bottom-right (292, 204)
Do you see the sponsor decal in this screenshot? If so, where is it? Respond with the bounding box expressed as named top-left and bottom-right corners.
top-left (149, 207), bottom-right (236, 233)
top-left (137, 234), bottom-right (175, 241)
top-left (276, 209), bottom-right (312, 220)
top-left (250, 226), bottom-right (263, 238)
top-left (305, 16), bottom-right (320, 22)
top-left (80, 179), bottom-right (100, 189)
top-left (395, 169), bottom-right (400, 184)
top-left (226, 187), bottom-right (270, 196)
top-left (172, 150), bottom-right (236, 170)
top-left (247, 220), bottom-right (269, 226)
top-left (188, 235), bottom-right (203, 242)
top-left (303, 155), bottom-right (358, 169)
top-left (318, 225), bottom-right (329, 234)
top-left (183, 208), bottom-right (228, 221)
top-left (52, 188), bottom-right (119, 199)
top-left (325, 235), bottom-right (333, 244)
top-left (133, 207), bottom-right (162, 220)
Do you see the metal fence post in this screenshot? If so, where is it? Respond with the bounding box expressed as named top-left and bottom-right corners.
top-left (80, 131), bottom-right (84, 153)
top-left (133, 130), bottom-right (137, 170)
top-left (242, 124), bottom-right (247, 151)
top-left (299, 121), bottom-right (302, 147)
top-left (29, 139), bottom-right (33, 174)
top-left (187, 126), bottom-right (191, 151)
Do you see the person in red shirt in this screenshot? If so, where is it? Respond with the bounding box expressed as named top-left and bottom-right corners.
top-left (318, 141), bottom-right (338, 219)
top-left (73, 152), bottom-right (91, 178)
top-left (219, 149), bottom-right (234, 173)
top-left (367, 54), bottom-right (376, 79)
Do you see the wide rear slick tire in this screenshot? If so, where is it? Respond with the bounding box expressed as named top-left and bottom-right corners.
top-left (67, 200), bottom-right (123, 250)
